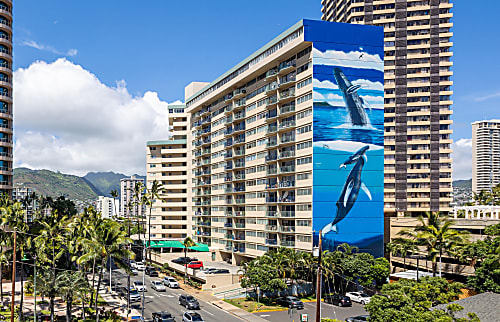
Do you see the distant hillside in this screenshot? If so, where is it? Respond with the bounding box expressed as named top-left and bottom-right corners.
top-left (14, 168), bottom-right (101, 200)
top-left (453, 179), bottom-right (472, 189)
top-left (84, 172), bottom-right (145, 197)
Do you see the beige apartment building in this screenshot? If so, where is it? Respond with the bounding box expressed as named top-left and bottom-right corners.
top-left (0, 0), bottom-right (12, 196)
top-left (146, 104), bottom-right (190, 240)
top-left (96, 196), bottom-right (118, 219)
top-left (184, 19), bottom-right (385, 263)
top-left (321, 0), bottom-right (454, 217)
top-left (472, 120), bottom-right (500, 193)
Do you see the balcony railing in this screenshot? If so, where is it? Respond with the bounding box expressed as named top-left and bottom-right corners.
top-left (280, 240), bottom-right (295, 247)
top-left (266, 211), bottom-right (278, 218)
top-left (280, 166), bottom-right (295, 174)
top-left (279, 60), bottom-right (296, 72)
top-left (266, 182), bottom-right (278, 189)
top-left (266, 239), bottom-right (278, 245)
top-left (265, 197), bottom-right (278, 203)
top-left (279, 181), bottom-right (295, 188)
top-left (234, 173), bottom-right (246, 180)
top-left (235, 223), bottom-right (245, 229)
top-left (279, 151), bottom-right (295, 159)
top-left (266, 168), bottom-right (277, 175)
top-left (279, 211), bottom-right (295, 218)
top-left (280, 121), bottom-right (296, 129)
top-left (265, 225), bottom-right (278, 231)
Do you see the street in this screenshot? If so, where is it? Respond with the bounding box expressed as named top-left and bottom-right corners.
top-left (112, 269), bottom-right (245, 322)
top-left (254, 301), bottom-right (367, 322)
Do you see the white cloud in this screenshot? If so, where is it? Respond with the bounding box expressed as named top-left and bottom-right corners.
top-left (313, 78), bottom-right (338, 90)
top-left (21, 40), bottom-right (78, 57)
top-left (452, 138), bottom-right (472, 180)
top-left (13, 58), bottom-right (171, 176)
top-left (352, 79), bottom-right (384, 91)
top-left (313, 48), bottom-right (384, 72)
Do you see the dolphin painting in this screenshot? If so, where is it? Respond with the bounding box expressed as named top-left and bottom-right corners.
top-left (333, 67), bottom-right (370, 126)
top-left (322, 145), bottom-right (372, 236)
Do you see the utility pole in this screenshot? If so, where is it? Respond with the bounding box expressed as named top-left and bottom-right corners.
top-left (141, 246), bottom-right (146, 320)
top-left (33, 254), bottom-right (37, 322)
top-left (315, 230), bottom-right (322, 322)
top-left (10, 231), bottom-right (16, 322)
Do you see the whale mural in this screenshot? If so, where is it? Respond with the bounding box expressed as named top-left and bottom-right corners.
top-left (311, 24), bottom-right (384, 257)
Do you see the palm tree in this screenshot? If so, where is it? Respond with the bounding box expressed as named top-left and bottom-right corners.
top-left (110, 190), bottom-right (119, 219)
top-left (336, 243), bottom-right (359, 255)
top-left (33, 212), bottom-right (69, 322)
top-left (386, 237), bottom-right (417, 270)
top-left (77, 219), bottom-right (132, 321)
top-left (182, 237), bottom-right (196, 283)
top-left (0, 245), bottom-right (8, 308)
top-left (144, 180), bottom-right (163, 263)
top-left (56, 271), bottom-right (88, 322)
top-left (399, 212), bottom-right (469, 277)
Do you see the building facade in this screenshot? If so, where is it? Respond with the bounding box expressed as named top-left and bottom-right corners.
top-left (321, 0), bottom-right (454, 217)
top-left (12, 185), bottom-right (37, 223)
top-left (96, 196), bottom-right (119, 219)
top-left (472, 120), bottom-right (500, 193)
top-left (0, 0), bottom-right (12, 196)
top-left (185, 20), bottom-right (384, 264)
top-left (120, 176), bottom-right (145, 219)
top-left (146, 104), bottom-right (190, 240)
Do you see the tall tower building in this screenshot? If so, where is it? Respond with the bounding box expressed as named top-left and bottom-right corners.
top-left (96, 196), bottom-right (118, 219)
top-left (0, 0), bottom-right (12, 196)
top-left (472, 120), bottom-right (500, 194)
top-left (120, 176), bottom-right (145, 219)
top-left (321, 0), bottom-right (454, 217)
top-left (146, 104), bottom-right (190, 241)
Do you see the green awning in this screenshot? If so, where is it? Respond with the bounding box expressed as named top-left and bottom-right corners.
top-left (144, 240), bottom-right (209, 252)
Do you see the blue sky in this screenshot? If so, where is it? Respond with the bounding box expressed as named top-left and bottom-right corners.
top-left (12, 1), bottom-right (498, 178)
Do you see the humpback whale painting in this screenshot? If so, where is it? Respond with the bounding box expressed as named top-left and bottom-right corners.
top-left (321, 145), bottom-right (372, 236)
top-left (311, 27), bottom-right (384, 257)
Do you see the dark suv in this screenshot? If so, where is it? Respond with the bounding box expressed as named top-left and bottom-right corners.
top-left (152, 311), bottom-right (175, 322)
top-left (324, 294), bottom-right (352, 307)
top-left (276, 296), bottom-right (304, 309)
top-left (172, 257), bottom-right (198, 265)
top-left (179, 295), bottom-right (200, 310)
top-left (145, 266), bottom-right (159, 277)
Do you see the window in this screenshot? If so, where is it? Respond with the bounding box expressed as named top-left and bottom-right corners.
top-left (297, 62), bottom-right (311, 75)
top-left (297, 220), bottom-right (311, 227)
top-left (297, 93), bottom-right (312, 105)
top-left (297, 157), bottom-right (312, 165)
top-left (297, 77), bottom-right (312, 89)
top-left (297, 140), bottom-right (312, 150)
top-left (297, 125), bottom-right (311, 134)
top-left (297, 108), bottom-right (312, 119)
top-left (297, 188), bottom-right (312, 195)
top-left (297, 204), bottom-right (311, 211)
top-left (297, 235), bottom-right (312, 243)
top-left (297, 172), bottom-right (311, 180)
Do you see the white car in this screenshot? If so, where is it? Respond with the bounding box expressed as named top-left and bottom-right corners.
top-left (133, 280), bottom-right (147, 292)
top-left (136, 262), bottom-right (146, 271)
top-left (150, 280), bottom-right (166, 292)
top-left (345, 292), bottom-right (371, 305)
top-left (183, 311), bottom-right (204, 322)
top-left (163, 276), bottom-right (179, 288)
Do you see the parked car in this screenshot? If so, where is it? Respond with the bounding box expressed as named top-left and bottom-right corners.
top-left (345, 292), bottom-right (371, 305)
top-left (130, 268), bottom-right (139, 276)
top-left (182, 312), bottom-right (203, 322)
top-left (163, 276), bottom-right (179, 288)
top-left (201, 268), bottom-right (218, 274)
top-left (151, 280), bottom-right (166, 292)
top-left (133, 280), bottom-right (147, 292)
top-left (130, 260), bottom-right (137, 268)
top-left (346, 315), bottom-right (369, 322)
top-left (186, 261), bottom-right (204, 269)
top-left (179, 295), bottom-right (200, 310)
top-left (146, 266), bottom-right (159, 277)
top-left (276, 296), bottom-right (304, 309)
top-left (152, 311), bottom-right (175, 322)
top-left (172, 257), bottom-right (197, 265)
top-left (324, 294), bottom-right (352, 307)
top-left (136, 262), bottom-right (146, 271)
top-left (213, 269), bottom-right (230, 274)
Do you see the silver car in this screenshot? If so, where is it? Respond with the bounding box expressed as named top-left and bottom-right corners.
top-left (151, 280), bottom-right (166, 292)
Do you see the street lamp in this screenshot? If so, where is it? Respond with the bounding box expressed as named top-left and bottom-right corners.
top-left (408, 254), bottom-right (426, 281)
top-left (21, 254), bottom-right (37, 322)
top-left (313, 230), bottom-right (322, 322)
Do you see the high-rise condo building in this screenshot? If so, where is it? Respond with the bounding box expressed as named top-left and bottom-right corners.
top-left (0, 0), bottom-right (12, 196)
top-left (13, 185), bottom-right (37, 223)
top-left (146, 104), bottom-right (190, 240)
top-left (185, 19), bottom-right (384, 264)
top-left (472, 120), bottom-right (500, 193)
top-left (120, 175), bottom-right (145, 218)
top-left (96, 196), bottom-right (119, 219)
top-left (321, 0), bottom-right (454, 217)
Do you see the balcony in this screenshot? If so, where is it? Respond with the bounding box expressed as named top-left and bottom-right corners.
top-left (265, 225), bottom-right (278, 232)
top-left (280, 240), bottom-right (295, 247)
top-left (280, 121), bottom-right (296, 130)
top-left (234, 99), bottom-right (246, 108)
top-left (265, 197), bottom-right (278, 203)
top-left (234, 161), bottom-right (245, 169)
top-left (234, 124), bottom-right (246, 133)
top-left (266, 111), bottom-right (278, 120)
top-left (225, 211), bottom-right (234, 216)
top-left (265, 154), bottom-right (277, 162)
top-left (225, 234), bottom-right (235, 240)
top-left (234, 235), bottom-right (245, 241)
top-left (279, 211), bottom-right (295, 218)
top-left (234, 173), bottom-right (246, 180)
top-left (279, 166), bottom-right (295, 174)
top-left (233, 88), bottom-right (246, 99)
top-left (266, 125), bottom-right (278, 134)
top-left (224, 223), bottom-right (233, 228)
top-left (224, 163), bottom-right (233, 170)
top-left (225, 105), bottom-right (233, 114)
top-left (234, 211), bottom-right (245, 217)
top-left (225, 187), bottom-right (233, 193)
top-left (234, 149), bottom-right (245, 156)
top-left (279, 60), bottom-right (296, 73)
top-left (233, 186), bottom-right (245, 193)
top-left (266, 239), bottom-right (278, 245)
top-left (224, 93), bottom-right (233, 102)
top-left (265, 82), bottom-right (278, 94)
top-left (224, 152), bottom-right (233, 159)
top-left (279, 181), bottom-right (295, 188)
top-left (234, 199), bottom-right (245, 204)
top-left (234, 112), bottom-right (246, 121)
top-left (266, 68), bottom-right (278, 80)
top-left (224, 129), bottom-right (234, 136)
top-left (279, 89), bottom-right (295, 102)
top-left (234, 136), bottom-right (245, 144)
top-left (266, 211), bottom-right (278, 218)
top-left (280, 151), bottom-right (296, 159)
top-left (266, 140), bottom-right (278, 148)
top-left (234, 223), bottom-right (245, 229)
top-left (224, 175), bottom-right (233, 182)
top-left (279, 196), bottom-right (295, 203)
top-left (266, 168), bottom-right (278, 176)
top-left (280, 103), bottom-right (295, 115)
top-left (281, 135), bottom-right (295, 144)
top-left (266, 182), bottom-right (278, 190)
top-left (279, 74), bottom-right (296, 87)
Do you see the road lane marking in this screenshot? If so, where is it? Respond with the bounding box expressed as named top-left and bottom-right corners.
top-left (201, 309), bottom-right (214, 316)
top-left (260, 315), bottom-right (270, 317)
